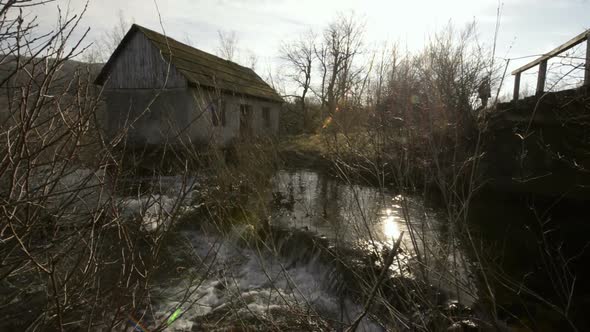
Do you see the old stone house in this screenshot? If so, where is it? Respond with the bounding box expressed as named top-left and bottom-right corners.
top-left (95, 24), bottom-right (282, 147)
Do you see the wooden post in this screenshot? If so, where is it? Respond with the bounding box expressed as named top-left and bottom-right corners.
top-left (536, 59), bottom-right (547, 95)
top-left (585, 33), bottom-right (590, 86)
top-left (513, 72), bottom-right (521, 101)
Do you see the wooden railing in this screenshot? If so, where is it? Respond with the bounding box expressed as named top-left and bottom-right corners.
top-left (512, 29), bottom-right (590, 101)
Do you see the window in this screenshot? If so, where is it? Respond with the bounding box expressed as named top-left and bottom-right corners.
top-left (262, 107), bottom-right (271, 128)
top-left (220, 101), bottom-right (226, 126)
top-left (240, 104), bottom-right (252, 116)
top-left (240, 104), bottom-right (253, 137)
top-left (208, 102), bottom-right (219, 126)
top-left (209, 99), bottom-right (226, 127)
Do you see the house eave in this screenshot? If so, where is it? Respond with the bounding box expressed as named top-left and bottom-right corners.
top-left (187, 81), bottom-right (284, 104)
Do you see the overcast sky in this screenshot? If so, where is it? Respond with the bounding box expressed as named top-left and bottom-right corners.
top-left (33, 0), bottom-right (590, 96)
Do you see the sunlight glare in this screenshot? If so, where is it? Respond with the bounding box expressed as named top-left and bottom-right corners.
top-left (382, 215), bottom-right (401, 243)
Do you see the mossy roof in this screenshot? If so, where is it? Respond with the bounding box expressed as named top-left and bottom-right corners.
top-left (95, 24), bottom-right (283, 103)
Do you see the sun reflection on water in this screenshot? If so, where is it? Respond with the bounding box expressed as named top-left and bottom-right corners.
top-left (381, 208), bottom-right (401, 243)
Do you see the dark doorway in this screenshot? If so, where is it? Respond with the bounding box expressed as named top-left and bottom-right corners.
top-left (240, 104), bottom-right (253, 138)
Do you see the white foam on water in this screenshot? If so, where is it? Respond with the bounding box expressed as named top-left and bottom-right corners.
top-left (117, 175), bottom-right (200, 232)
top-left (119, 194), bottom-right (179, 232)
top-left (153, 229), bottom-right (384, 331)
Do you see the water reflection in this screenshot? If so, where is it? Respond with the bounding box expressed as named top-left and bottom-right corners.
top-left (271, 170), bottom-right (426, 254)
top-left (271, 169), bottom-right (477, 304)
top-left (381, 212), bottom-right (401, 244)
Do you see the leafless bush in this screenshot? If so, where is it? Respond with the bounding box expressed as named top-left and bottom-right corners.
top-left (0, 2), bottom-right (210, 330)
top-left (302, 21), bottom-right (499, 330)
top-left (298, 19), bottom-right (590, 331)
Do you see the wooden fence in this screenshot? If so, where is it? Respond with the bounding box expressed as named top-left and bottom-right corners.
top-left (512, 29), bottom-right (590, 100)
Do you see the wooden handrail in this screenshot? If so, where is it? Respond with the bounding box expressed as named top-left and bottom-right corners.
top-left (512, 30), bottom-right (589, 75)
top-left (512, 29), bottom-right (590, 101)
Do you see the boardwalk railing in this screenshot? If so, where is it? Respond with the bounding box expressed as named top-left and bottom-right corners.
top-left (512, 29), bottom-right (590, 101)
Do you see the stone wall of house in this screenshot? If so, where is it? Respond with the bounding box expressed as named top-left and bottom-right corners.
top-left (105, 86), bottom-right (280, 147)
top-left (187, 86), bottom-right (281, 146)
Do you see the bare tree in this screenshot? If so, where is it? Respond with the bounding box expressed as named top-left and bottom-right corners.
top-left (217, 29), bottom-right (238, 62)
top-left (104, 11), bottom-right (132, 53)
top-left (281, 30), bottom-right (315, 131)
top-left (0, 3), bottom-right (202, 330)
top-left (370, 42), bottom-right (400, 108)
top-left (82, 10), bottom-right (133, 63)
top-left (316, 13), bottom-right (365, 121)
top-left (245, 49), bottom-right (258, 70)
top-left (183, 33), bottom-right (195, 46)
top-left (314, 41), bottom-right (329, 108)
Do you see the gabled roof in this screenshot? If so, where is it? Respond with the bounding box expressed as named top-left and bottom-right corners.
top-left (95, 24), bottom-right (283, 103)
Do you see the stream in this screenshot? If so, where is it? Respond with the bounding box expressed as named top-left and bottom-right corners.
top-left (126, 169), bottom-right (478, 331)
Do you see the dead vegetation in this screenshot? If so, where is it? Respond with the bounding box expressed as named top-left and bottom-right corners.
top-left (1, 1), bottom-right (588, 331)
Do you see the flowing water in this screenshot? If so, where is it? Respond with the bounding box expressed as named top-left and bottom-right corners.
top-left (125, 169), bottom-right (477, 331)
